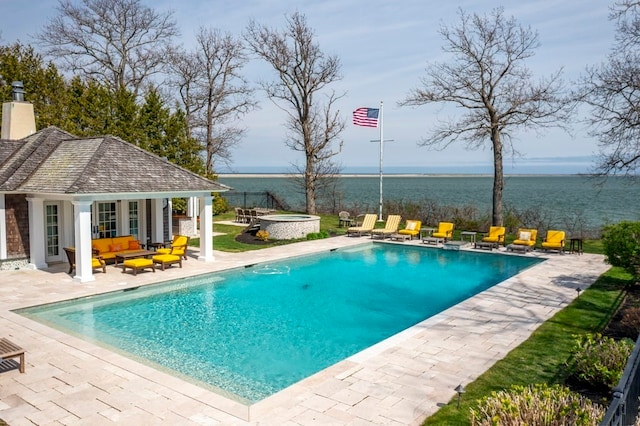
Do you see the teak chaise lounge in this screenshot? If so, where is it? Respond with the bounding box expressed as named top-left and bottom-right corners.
top-left (508, 228), bottom-right (538, 252)
top-left (347, 214), bottom-right (377, 237)
top-left (371, 215), bottom-right (402, 239)
top-left (63, 247), bottom-right (106, 274)
top-left (541, 230), bottom-right (566, 253)
top-left (423, 222), bottom-right (454, 244)
top-left (398, 220), bottom-right (422, 240)
top-left (156, 235), bottom-right (190, 260)
top-left (480, 226), bottom-right (506, 248)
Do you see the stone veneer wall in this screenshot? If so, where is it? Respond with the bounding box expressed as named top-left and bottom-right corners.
top-left (261, 217), bottom-right (320, 240)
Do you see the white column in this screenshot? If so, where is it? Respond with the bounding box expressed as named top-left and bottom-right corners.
top-left (198, 195), bottom-right (214, 262)
top-left (188, 197), bottom-right (198, 237)
top-left (73, 200), bottom-right (95, 283)
top-left (26, 197), bottom-right (47, 269)
top-left (0, 195), bottom-right (6, 259)
top-left (151, 199), bottom-right (164, 243)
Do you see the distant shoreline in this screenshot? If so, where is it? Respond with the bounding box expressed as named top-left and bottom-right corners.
top-left (217, 173), bottom-right (583, 178)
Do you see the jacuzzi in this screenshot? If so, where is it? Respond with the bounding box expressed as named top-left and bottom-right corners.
top-left (258, 214), bottom-right (320, 240)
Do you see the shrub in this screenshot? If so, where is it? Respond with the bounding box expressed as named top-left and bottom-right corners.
top-left (602, 221), bottom-right (640, 278)
top-left (255, 230), bottom-right (269, 241)
top-left (470, 383), bottom-right (605, 426)
top-left (306, 230), bottom-right (329, 240)
top-left (213, 195), bottom-right (230, 215)
top-left (567, 333), bottom-right (634, 389)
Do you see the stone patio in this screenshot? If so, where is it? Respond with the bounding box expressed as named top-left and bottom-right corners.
top-left (0, 237), bottom-right (609, 425)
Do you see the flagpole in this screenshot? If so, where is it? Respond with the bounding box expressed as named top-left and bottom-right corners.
top-left (378, 101), bottom-right (384, 221)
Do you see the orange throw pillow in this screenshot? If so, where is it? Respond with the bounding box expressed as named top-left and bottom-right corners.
top-left (128, 240), bottom-right (141, 250)
top-left (109, 244), bottom-right (122, 252)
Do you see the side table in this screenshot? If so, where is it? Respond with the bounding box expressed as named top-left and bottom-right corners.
top-left (460, 231), bottom-right (477, 244)
top-left (569, 238), bottom-right (583, 255)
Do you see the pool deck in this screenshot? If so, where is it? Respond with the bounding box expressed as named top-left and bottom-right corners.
top-left (0, 237), bottom-right (609, 425)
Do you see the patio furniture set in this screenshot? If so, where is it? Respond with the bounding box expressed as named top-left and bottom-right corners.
top-left (63, 235), bottom-right (190, 276)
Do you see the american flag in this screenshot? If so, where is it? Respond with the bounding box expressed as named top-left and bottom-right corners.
top-left (352, 107), bottom-right (379, 128)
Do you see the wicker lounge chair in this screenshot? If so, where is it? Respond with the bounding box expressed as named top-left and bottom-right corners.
top-left (347, 214), bottom-right (377, 237)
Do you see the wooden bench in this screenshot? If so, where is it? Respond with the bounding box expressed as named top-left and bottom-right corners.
top-left (0, 338), bottom-right (25, 373)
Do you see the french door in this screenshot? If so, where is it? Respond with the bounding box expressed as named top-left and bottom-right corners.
top-left (44, 201), bottom-right (63, 263)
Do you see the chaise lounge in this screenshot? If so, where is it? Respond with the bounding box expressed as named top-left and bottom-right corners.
top-left (156, 235), bottom-right (190, 260)
top-left (371, 215), bottom-right (402, 239)
top-left (398, 220), bottom-right (422, 240)
top-left (347, 214), bottom-right (377, 237)
top-left (63, 247), bottom-right (107, 274)
top-left (508, 228), bottom-right (538, 252)
top-left (541, 230), bottom-right (565, 253)
top-left (477, 226), bottom-right (506, 249)
top-left (424, 222), bottom-right (454, 245)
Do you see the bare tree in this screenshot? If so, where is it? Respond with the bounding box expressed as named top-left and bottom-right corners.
top-left (168, 27), bottom-right (255, 176)
top-left (401, 8), bottom-right (574, 226)
top-left (36, 0), bottom-right (178, 96)
top-left (244, 12), bottom-right (345, 214)
top-left (581, 0), bottom-right (640, 177)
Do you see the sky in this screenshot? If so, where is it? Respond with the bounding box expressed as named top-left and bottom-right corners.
top-left (0, 0), bottom-right (617, 174)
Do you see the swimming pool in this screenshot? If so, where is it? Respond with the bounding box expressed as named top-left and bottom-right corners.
top-left (19, 243), bottom-right (541, 403)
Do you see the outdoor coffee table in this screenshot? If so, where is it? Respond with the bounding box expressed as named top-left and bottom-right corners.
top-left (114, 250), bottom-right (156, 266)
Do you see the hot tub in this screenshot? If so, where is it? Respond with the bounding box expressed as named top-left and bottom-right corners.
top-left (258, 214), bottom-right (320, 240)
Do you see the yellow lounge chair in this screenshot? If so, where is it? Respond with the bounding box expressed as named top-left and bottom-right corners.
top-left (481, 226), bottom-right (506, 248)
top-left (541, 230), bottom-right (565, 253)
top-left (511, 228), bottom-right (538, 252)
top-left (156, 235), bottom-right (190, 260)
top-left (398, 220), bottom-right (422, 239)
top-left (432, 222), bottom-right (454, 241)
top-left (371, 215), bottom-right (402, 239)
top-left (347, 214), bottom-right (377, 237)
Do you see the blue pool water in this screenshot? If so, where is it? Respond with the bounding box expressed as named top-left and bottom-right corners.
top-left (19, 243), bottom-right (541, 403)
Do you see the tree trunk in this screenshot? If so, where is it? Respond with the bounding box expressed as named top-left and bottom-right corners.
top-left (491, 129), bottom-right (504, 226)
top-left (305, 160), bottom-right (316, 214)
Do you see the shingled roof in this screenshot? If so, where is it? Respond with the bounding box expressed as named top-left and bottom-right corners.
top-left (0, 126), bottom-right (230, 195)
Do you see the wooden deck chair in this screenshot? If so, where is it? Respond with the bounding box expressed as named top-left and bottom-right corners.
top-left (371, 215), bottom-right (402, 239)
top-left (481, 226), bottom-right (506, 247)
top-left (511, 228), bottom-right (538, 251)
top-left (541, 230), bottom-right (565, 253)
top-left (156, 235), bottom-right (190, 260)
top-left (63, 247), bottom-right (106, 274)
top-left (432, 222), bottom-right (454, 242)
top-left (398, 220), bottom-right (422, 239)
top-left (347, 214), bottom-right (377, 237)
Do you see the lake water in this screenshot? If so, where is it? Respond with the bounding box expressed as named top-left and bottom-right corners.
top-left (218, 175), bottom-right (640, 230)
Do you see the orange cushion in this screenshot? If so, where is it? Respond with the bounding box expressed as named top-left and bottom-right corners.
top-left (128, 240), bottom-right (141, 250)
top-left (109, 244), bottom-right (122, 252)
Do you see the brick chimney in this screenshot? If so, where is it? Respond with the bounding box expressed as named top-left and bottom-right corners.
top-left (1, 81), bottom-right (36, 140)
